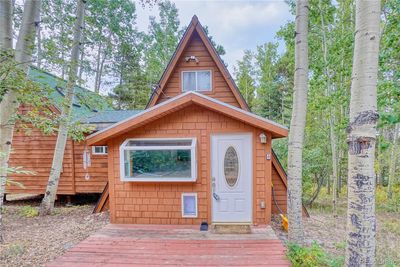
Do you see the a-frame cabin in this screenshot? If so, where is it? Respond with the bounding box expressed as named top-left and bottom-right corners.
top-left (89, 16), bottom-right (308, 224)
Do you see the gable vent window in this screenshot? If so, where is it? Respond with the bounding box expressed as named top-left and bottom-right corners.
top-left (182, 70), bottom-right (212, 92)
top-left (120, 138), bottom-right (197, 182)
top-left (92, 146), bottom-right (108, 155)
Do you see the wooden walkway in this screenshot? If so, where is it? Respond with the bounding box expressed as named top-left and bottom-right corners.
top-left (47, 224), bottom-right (291, 266)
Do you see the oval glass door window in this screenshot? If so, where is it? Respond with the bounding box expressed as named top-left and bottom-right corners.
top-left (224, 146), bottom-right (239, 187)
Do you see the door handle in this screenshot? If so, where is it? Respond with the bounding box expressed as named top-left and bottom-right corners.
top-left (212, 177), bottom-right (220, 200)
top-left (212, 176), bottom-right (216, 190)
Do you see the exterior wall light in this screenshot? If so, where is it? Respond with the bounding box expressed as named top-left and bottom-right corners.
top-left (259, 133), bottom-right (267, 144)
top-left (185, 55), bottom-right (199, 63)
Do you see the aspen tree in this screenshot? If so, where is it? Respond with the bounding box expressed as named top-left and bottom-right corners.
top-left (0, 0), bottom-right (41, 243)
top-left (40, 0), bottom-right (86, 215)
top-left (287, 0), bottom-right (309, 245)
top-left (345, 0), bottom-right (381, 265)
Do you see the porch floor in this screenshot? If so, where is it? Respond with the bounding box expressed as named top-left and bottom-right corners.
top-left (47, 224), bottom-right (291, 266)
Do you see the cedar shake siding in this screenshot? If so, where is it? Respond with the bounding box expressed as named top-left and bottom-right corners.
top-left (107, 105), bottom-right (273, 225)
top-left (7, 108), bottom-right (108, 195)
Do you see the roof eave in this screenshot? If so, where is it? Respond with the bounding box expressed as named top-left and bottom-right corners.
top-left (86, 92), bottom-right (287, 146)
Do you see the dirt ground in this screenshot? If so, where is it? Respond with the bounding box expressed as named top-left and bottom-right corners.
top-left (0, 196), bottom-right (109, 267)
top-left (271, 210), bottom-right (400, 266)
top-left (2, 195), bottom-right (398, 267)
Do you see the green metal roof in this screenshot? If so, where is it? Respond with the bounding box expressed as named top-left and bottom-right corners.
top-left (28, 66), bottom-right (112, 120)
top-left (80, 110), bottom-right (143, 124)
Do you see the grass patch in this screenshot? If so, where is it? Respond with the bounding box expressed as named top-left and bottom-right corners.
top-left (376, 186), bottom-right (400, 213)
top-left (383, 219), bottom-right (400, 235)
top-left (1, 243), bottom-right (26, 258)
top-left (334, 241), bottom-right (346, 250)
top-left (286, 242), bottom-right (344, 267)
top-left (19, 205), bottom-right (39, 218)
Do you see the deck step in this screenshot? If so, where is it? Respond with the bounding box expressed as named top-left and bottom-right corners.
top-left (212, 224), bottom-right (252, 234)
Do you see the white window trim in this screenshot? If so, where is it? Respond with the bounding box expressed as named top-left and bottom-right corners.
top-left (181, 193), bottom-right (198, 218)
top-left (92, 146), bottom-right (108, 155)
top-left (181, 70), bottom-right (212, 92)
top-left (119, 137), bottom-right (197, 182)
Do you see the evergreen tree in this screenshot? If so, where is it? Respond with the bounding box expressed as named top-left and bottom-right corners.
top-left (144, 1), bottom-right (182, 86)
top-left (234, 50), bottom-right (256, 109)
top-left (254, 42), bottom-right (282, 121)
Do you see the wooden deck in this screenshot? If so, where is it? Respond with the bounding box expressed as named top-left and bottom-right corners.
top-left (47, 224), bottom-right (291, 266)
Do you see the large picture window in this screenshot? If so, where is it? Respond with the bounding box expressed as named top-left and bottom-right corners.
top-left (120, 138), bottom-right (197, 182)
top-left (182, 70), bottom-right (212, 91)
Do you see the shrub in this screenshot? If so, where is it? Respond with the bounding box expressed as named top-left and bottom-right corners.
top-left (376, 186), bottom-right (400, 212)
top-left (286, 242), bottom-right (344, 267)
top-left (20, 206), bottom-right (39, 218)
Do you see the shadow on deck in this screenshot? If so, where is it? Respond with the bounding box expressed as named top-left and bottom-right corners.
top-left (47, 224), bottom-right (291, 266)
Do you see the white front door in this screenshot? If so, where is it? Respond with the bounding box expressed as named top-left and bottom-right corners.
top-left (211, 133), bottom-right (252, 223)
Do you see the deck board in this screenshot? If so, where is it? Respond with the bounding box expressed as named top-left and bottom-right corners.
top-left (47, 224), bottom-right (291, 266)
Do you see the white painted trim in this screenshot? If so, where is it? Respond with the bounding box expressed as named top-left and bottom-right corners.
top-left (181, 70), bottom-right (212, 92)
top-left (92, 146), bottom-right (108, 155)
top-left (192, 91), bottom-right (288, 130)
top-left (119, 137), bottom-right (197, 182)
top-left (181, 192), bottom-right (198, 218)
top-left (86, 91), bottom-right (288, 141)
top-left (211, 133), bottom-right (253, 223)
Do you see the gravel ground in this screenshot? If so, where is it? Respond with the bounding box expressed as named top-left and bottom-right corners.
top-left (2, 196), bottom-right (398, 266)
top-left (0, 196), bottom-right (109, 267)
top-left (271, 211), bottom-right (400, 266)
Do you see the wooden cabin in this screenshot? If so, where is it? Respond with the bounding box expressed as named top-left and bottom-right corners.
top-left (87, 16), bottom-right (306, 225)
top-left (6, 67), bottom-right (140, 196)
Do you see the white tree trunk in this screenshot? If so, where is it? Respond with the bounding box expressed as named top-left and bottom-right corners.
top-left (287, 0), bottom-right (309, 245)
top-left (0, 0), bottom-right (40, 243)
top-left (319, 0), bottom-right (340, 213)
top-left (0, 0), bottom-right (41, 243)
top-left (345, 0), bottom-right (380, 266)
top-left (39, 0), bottom-right (85, 215)
top-left (0, 0), bottom-right (13, 245)
top-left (94, 42), bottom-right (102, 93)
top-left (0, 0), bottom-right (12, 51)
top-left (35, 3), bottom-right (42, 68)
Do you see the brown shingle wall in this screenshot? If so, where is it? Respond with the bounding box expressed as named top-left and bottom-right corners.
top-left (7, 105), bottom-right (108, 195)
top-left (108, 105), bottom-right (272, 225)
top-left (271, 165), bottom-right (287, 214)
top-left (73, 142), bottom-right (109, 193)
top-left (8, 106), bottom-right (75, 194)
top-left (156, 32), bottom-right (241, 108)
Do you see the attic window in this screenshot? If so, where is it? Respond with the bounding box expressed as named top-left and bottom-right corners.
top-left (120, 138), bottom-right (197, 182)
top-left (182, 70), bottom-right (211, 92)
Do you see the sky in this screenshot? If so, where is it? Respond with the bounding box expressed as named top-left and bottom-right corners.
top-left (135, 0), bottom-right (294, 73)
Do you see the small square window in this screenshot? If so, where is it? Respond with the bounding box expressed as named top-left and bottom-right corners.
top-left (182, 193), bottom-right (197, 218)
top-left (182, 70), bottom-right (211, 92)
top-left (92, 146), bottom-right (108, 155)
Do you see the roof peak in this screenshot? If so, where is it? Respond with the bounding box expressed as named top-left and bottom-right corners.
top-left (191, 15), bottom-right (199, 24)
top-left (146, 15), bottom-right (249, 111)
